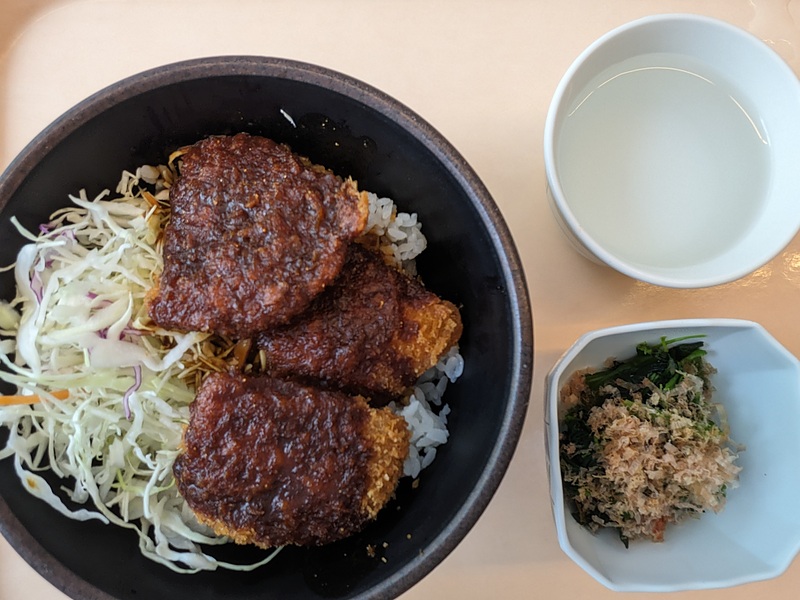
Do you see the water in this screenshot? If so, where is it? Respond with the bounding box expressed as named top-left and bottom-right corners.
top-left (556, 53), bottom-right (770, 269)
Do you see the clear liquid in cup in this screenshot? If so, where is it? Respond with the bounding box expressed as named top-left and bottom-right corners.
top-left (556, 53), bottom-right (770, 269)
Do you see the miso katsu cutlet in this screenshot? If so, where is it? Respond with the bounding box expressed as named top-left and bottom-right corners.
top-left (172, 372), bottom-right (410, 548)
top-left (157, 132), bottom-right (463, 549)
top-left (147, 133), bottom-right (369, 338)
top-left (258, 243), bottom-right (463, 400)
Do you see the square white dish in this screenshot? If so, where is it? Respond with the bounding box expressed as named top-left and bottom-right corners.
top-left (545, 319), bottom-right (800, 591)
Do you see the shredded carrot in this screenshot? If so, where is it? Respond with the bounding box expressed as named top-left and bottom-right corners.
top-left (0, 389), bottom-right (69, 405)
top-left (142, 190), bottom-right (159, 208)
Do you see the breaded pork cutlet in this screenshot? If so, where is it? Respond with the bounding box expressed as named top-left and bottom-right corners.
top-left (172, 372), bottom-right (409, 548)
top-left (148, 133), bottom-right (369, 338)
top-left (257, 244), bottom-right (463, 401)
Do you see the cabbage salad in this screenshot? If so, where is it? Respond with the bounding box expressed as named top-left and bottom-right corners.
top-left (0, 164), bottom-right (279, 573)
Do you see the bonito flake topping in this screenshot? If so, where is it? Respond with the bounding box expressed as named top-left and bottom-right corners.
top-left (559, 336), bottom-right (741, 546)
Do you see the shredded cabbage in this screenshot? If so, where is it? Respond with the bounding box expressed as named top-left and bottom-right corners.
top-left (0, 159), bottom-right (461, 574)
top-left (0, 166), bottom-right (280, 573)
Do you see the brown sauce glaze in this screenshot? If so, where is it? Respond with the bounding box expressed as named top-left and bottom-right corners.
top-left (172, 372), bottom-right (377, 548)
top-left (257, 244), bottom-right (462, 401)
top-left (148, 133), bottom-right (368, 338)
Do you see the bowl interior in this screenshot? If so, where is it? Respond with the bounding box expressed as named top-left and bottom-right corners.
top-left (545, 320), bottom-right (800, 591)
top-left (545, 15), bottom-right (800, 287)
top-left (0, 57), bottom-right (532, 600)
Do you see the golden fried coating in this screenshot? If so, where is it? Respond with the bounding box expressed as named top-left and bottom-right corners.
top-left (257, 244), bottom-right (463, 400)
top-left (172, 372), bottom-right (409, 548)
top-left (148, 133), bottom-right (369, 338)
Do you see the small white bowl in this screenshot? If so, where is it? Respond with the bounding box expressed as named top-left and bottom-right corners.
top-left (544, 14), bottom-right (800, 288)
top-left (545, 319), bottom-right (800, 591)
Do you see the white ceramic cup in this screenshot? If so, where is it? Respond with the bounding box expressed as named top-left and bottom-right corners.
top-left (544, 14), bottom-right (800, 288)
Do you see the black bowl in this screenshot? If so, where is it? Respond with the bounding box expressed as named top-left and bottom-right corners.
top-left (0, 56), bottom-right (532, 600)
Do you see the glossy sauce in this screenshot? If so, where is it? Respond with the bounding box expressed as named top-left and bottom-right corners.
top-left (258, 244), bottom-right (454, 400)
top-left (172, 373), bottom-right (374, 547)
top-left (148, 133), bottom-right (368, 337)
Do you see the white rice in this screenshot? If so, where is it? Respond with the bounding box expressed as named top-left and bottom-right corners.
top-left (391, 345), bottom-right (464, 478)
top-left (363, 192), bottom-right (428, 276)
top-left (365, 193), bottom-right (463, 478)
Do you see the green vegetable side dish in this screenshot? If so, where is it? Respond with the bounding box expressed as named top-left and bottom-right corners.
top-left (559, 335), bottom-right (742, 547)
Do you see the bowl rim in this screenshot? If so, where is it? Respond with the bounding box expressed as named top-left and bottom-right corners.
top-left (543, 13), bottom-right (800, 288)
top-left (0, 55), bottom-right (534, 600)
top-left (545, 318), bottom-right (800, 591)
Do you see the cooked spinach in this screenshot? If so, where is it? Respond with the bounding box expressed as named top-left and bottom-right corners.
top-left (584, 335), bottom-right (707, 391)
